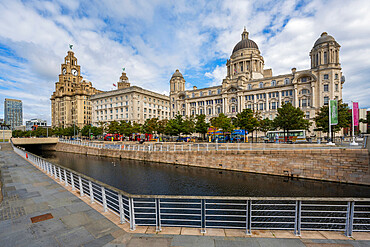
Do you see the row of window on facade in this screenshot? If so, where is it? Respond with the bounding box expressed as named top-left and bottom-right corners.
top-left (96, 114), bottom-right (169, 121)
top-left (97, 96), bottom-right (168, 105)
top-left (96, 102), bottom-right (168, 111)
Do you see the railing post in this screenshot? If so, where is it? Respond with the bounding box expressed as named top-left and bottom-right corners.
top-left (189, 144), bottom-right (191, 151)
top-left (198, 144), bottom-right (200, 151)
top-left (201, 199), bottom-right (206, 233)
top-left (102, 187), bottom-right (107, 212)
top-left (89, 181), bottom-right (94, 203)
top-left (345, 201), bottom-right (355, 237)
top-left (206, 143), bottom-right (209, 151)
top-left (79, 176), bottom-right (84, 196)
top-left (129, 198), bottom-right (136, 230)
top-left (58, 167), bottom-right (62, 182)
top-left (53, 165), bottom-right (57, 179)
top-left (167, 145), bottom-right (169, 151)
top-left (161, 145), bottom-right (163, 152)
top-left (64, 169), bottom-right (68, 186)
top-left (71, 171), bottom-right (75, 191)
top-left (118, 194), bottom-right (125, 224)
top-left (181, 145), bottom-right (183, 151)
top-left (294, 200), bottom-right (301, 236)
top-left (246, 200), bottom-right (251, 235)
top-left (155, 198), bottom-right (161, 232)
top-left (174, 145), bottom-right (176, 152)
top-left (227, 144), bottom-right (229, 151)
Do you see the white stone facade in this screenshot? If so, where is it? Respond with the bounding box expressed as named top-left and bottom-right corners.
top-left (170, 30), bottom-right (344, 133)
top-left (91, 84), bottom-right (170, 126)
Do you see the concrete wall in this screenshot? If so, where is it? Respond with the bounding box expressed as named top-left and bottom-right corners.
top-left (11, 137), bottom-right (59, 145)
top-left (56, 142), bottom-right (370, 185)
top-left (0, 130), bottom-right (12, 140)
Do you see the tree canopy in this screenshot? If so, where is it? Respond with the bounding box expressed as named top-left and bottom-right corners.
top-left (210, 113), bottom-right (234, 133)
top-left (233, 109), bottom-right (258, 134)
top-left (314, 100), bottom-right (351, 133)
top-left (273, 103), bottom-right (311, 132)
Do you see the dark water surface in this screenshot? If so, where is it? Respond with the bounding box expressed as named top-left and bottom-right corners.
top-left (32, 150), bottom-right (370, 197)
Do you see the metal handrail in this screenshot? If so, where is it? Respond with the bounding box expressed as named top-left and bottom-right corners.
top-left (58, 138), bottom-right (363, 152)
top-left (11, 144), bottom-right (369, 236)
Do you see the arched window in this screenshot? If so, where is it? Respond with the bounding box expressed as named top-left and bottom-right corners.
top-left (259, 82), bottom-right (263, 88)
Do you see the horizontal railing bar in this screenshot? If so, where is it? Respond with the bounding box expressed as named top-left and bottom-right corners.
top-left (160, 202), bottom-right (201, 205)
top-left (301, 222), bottom-right (346, 225)
top-left (161, 224), bottom-right (201, 228)
top-left (134, 207), bottom-right (156, 209)
top-left (301, 204), bottom-right (347, 207)
top-left (353, 217), bottom-right (370, 220)
top-left (252, 216), bottom-right (295, 218)
top-left (252, 204), bottom-right (296, 206)
top-left (252, 227), bottom-right (295, 230)
top-left (252, 221), bottom-right (294, 224)
top-left (301, 216), bottom-right (346, 219)
top-left (252, 210), bottom-right (295, 212)
top-left (206, 214), bottom-right (246, 218)
top-left (161, 213), bottom-right (201, 216)
top-left (161, 207), bottom-right (201, 211)
top-left (354, 211), bottom-right (370, 214)
top-left (301, 210), bottom-right (347, 213)
top-left (205, 226), bottom-right (245, 229)
top-left (205, 203), bottom-right (246, 206)
top-left (206, 220), bottom-right (246, 223)
top-left (206, 209), bottom-right (246, 212)
top-left (161, 219), bottom-right (201, 222)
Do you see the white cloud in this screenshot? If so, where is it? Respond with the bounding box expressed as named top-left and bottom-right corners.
top-left (205, 65), bottom-right (226, 87)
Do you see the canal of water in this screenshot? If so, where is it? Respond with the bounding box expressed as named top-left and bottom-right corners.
top-left (30, 150), bottom-right (370, 197)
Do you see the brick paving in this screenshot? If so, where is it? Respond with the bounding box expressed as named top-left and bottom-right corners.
top-left (1, 143), bottom-right (370, 247)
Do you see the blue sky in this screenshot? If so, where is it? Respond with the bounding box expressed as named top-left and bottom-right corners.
top-left (0, 0), bottom-right (369, 124)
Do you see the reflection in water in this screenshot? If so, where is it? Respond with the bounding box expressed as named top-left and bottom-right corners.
top-left (34, 150), bottom-right (370, 197)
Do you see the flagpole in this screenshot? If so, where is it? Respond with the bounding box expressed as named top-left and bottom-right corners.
top-left (350, 101), bottom-right (358, 146)
top-left (327, 101), bottom-right (334, 145)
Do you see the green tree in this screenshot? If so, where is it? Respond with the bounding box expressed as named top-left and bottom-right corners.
top-left (107, 121), bottom-right (120, 134)
top-left (233, 109), bottom-right (259, 140)
top-left (273, 103), bottom-right (311, 142)
top-left (143, 118), bottom-right (159, 134)
top-left (165, 114), bottom-right (183, 137)
top-left (259, 118), bottom-right (274, 135)
top-left (131, 122), bottom-right (142, 134)
top-left (157, 119), bottom-right (168, 135)
top-left (314, 100), bottom-right (351, 138)
top-left (182, 116), bottom-right (195, 135)
top-left (195, 114), bottom-right (210, 140)
top-left (81, 125), bottom-right (92, 137)
top-left (210, 113), bottom-right (234, 140)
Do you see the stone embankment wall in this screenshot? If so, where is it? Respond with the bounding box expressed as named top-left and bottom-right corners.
top-left (55, 142), bottom-right (370, 185)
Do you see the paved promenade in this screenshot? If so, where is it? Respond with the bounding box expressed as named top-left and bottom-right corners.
top-left (1, 144), bottom-right (370, 246)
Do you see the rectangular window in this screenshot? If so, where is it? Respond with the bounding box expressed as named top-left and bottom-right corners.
top-left (302, 99), bottom-right (307, 107)
top-left (335, 73), bottom-right (339, 80)
top-left (259, 103), bottom-right (264, 110)
top-left (248, 84), bottom-right (252, 90)
top-left (208, 90), bottom-right (212, 95)
top-left (306, 111), bottom-right (310, 119)
top-left (284, 78), bottom-right (290, 84)
top-left (324, 74), bottom-right (329, 80)
top-left (301, 77), bottom-right (307, 82)
top-left (271, 102), bottom-right (276, 110)
top-left (335, 84), bottom-right (339, 91)
top-left (324, 84), bottom-right (329, 92)
top-left (217, 89), bottom-right (221, 94)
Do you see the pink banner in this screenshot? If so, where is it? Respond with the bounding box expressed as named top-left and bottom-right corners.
top-left (353, 102), bottom-right (359, 126)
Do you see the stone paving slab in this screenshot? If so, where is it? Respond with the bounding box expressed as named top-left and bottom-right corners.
top-left (1, 147), bottom-right (370, 247)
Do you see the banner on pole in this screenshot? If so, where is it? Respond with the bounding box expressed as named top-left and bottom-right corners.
top-left (330, 100), bottom-right (338, 125)
top-left (353, 102), bottom-right (359, 126)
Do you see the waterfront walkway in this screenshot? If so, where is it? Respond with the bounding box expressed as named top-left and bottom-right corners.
top-left (1, 144), bottom-right (370, 246)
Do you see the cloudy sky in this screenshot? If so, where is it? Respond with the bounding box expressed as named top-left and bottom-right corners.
top-left (0, 0), bottom-right (369, 124)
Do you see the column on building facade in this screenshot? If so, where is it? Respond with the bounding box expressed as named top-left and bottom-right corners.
top-left (311, 84), bottom-right (316, 108)
top-left (212, 102), bottom-right (216, 116)
top-left (265, 94), bottom-right (269, 111)
top-left (294, 85), bottom-right (298, 107)
top-left (277, 92), bottom-right (281, 108)
top-left (186, 102), bottom-right (190, 116)
top-left (224, 97), bottom-right (228, 114)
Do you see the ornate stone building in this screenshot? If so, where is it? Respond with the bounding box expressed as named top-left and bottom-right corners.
top-left (91, 72), bottom-right (170, 125)
top-left (51, 50), bottom-right (102, 128)
top-left (170, 29), bottom-right (343, 132)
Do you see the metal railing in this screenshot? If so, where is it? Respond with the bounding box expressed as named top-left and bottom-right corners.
top-left (58, 139), bottom-right (361, 152)
top-left (13, 145), bottom-right (370, 236)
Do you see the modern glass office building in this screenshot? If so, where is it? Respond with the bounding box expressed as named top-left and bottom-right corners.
top-left (4, 98), bottom-right (23, 130)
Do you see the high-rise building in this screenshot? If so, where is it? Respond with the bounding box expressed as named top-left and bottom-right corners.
top-left (91, 72), bottom-right (170, 125)
top-left (4, 98), bottom-right (23, 130)
top-left (170, 29), bottom-right (343, 132)
top-left (51, 50), bottom-right (102, 128)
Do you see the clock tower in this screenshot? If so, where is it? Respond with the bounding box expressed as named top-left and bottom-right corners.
top-left (51, 50), bottom-right (102, 128)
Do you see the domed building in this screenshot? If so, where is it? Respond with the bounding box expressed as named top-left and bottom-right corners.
top-left (169, 29), bottom-right (343, 134)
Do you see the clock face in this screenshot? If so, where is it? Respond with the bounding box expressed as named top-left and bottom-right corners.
top-left (72, 69), bottom-right (78, 76)
top-left (62, 68), bottom-right (66, 75)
